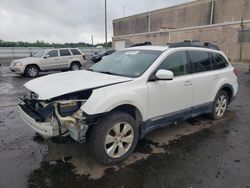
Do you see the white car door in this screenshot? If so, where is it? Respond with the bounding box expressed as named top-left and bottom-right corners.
top-left (188, 50), bottom-right (218, 107)
top-left (41, 50), bottom-right (60, 70)
top-left (147, 51), bottom-right (193, 123)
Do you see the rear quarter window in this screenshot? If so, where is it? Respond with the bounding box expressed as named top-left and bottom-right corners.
top-left (189, 51), bottom-right (211, 73)
top-left (60, 49), bottom-right (71, 56)
top-left (211, 53), bottom-right (228, 69)
top-left (70, 49), bottom-right (81, 55)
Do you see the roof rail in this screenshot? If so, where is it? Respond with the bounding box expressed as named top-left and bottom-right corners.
top-left (130, 42), bottom-right (152, 47)
top-left (167, 41), bottom-right (220, 50)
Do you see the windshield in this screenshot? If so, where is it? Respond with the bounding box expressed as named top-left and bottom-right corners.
top-left (89, 50), bottom-right (162, 77)
top-left (33, 50), bottom-right (47, 58)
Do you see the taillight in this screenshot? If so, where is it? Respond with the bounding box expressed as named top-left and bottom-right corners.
top-left (82, 55), bottom-right (86, 60)
top-left (233, 67), bottom-right (237, 76)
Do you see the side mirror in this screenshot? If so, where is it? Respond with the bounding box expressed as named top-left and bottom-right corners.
top-left (155, 69), bottom-right (174, 80)
top-left (44, 55), bottom-right (50, 59)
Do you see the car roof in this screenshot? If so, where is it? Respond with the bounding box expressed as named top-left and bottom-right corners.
top-left (125, 45), bottom-right (221, 53)
top-left (126, 45), bottom-right (169, 51)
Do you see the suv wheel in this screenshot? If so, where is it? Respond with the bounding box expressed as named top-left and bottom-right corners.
top-left (89, 111), bottom-right (139, 165)
top-left (70, 62), bottom-right (81, 71)
top-left (209, 90), bottom-right (228, 120)
top-left (25, 65), bottom-right (39, 78)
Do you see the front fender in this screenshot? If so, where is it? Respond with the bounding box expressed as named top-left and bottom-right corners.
top-left (81, 86), bottom-right (147, 120)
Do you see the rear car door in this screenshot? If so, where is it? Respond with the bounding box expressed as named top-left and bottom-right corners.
top-left (147, 51), bottom-right (193, 124)
top-left (188, 50), bottom-right (219, 108)
top-left (41, 50), bottom-right (60, 70)
top-left (58, 49), bottom-right (72, 69)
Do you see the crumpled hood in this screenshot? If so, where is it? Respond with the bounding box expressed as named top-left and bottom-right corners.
top-left (24, 70), bottom-right (132, 100)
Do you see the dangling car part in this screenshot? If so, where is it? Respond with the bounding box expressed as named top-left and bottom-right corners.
top-left (19, 90), bottom-right (92, 143)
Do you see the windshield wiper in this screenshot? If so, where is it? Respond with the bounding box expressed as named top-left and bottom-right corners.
top-left (86, 69), bottom-right (130, 77)
top-left (96, 71), bottom-right (124, 76)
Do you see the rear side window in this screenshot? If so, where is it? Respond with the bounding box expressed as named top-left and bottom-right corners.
top-left (157, 51), bottom-right (188, 76)
top-left (47, 50), bottom-right (58, 57)
top-left (211, 53), bottom-right (228, 69)
top-left (70, 49), bottom-right (81, 55)
top-left (189, 51), bottom-right (211, 73)
top-left (60, 49), bottom-right (71, 56)
top-left (209, 53), bottom-right (217, 70)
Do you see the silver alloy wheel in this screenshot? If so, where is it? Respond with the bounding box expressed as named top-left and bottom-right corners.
top-left (215, 95), bottom-right (227, 118)
top-left (28, 67), bottom-right (38, 77)
top-left (104, 122), bottom-right (134, 158)
top-left (72, 64), bottom-right (80, 71)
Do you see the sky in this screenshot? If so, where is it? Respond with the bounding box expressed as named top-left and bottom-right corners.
top-left (0, 0), bottom-right (193, 44)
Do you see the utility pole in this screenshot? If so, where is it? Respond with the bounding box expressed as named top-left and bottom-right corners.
top-left (105, 0), bottom-right (108, 51)
top-left (240, 16), bottom-right (244, 61)
top-left (210, 0), bottom-right (214, 25)
top-left (91, 35), bottom-right (94, 56)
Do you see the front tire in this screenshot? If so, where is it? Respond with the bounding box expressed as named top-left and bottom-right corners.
top-left (89, 111), bottom-right (139, 165)
top-left (25, 65), bottom-right (39, 78)
top-left (209, 90), bottom-right (229, 120)
top-left (70, 62), bottom-right (81, 71)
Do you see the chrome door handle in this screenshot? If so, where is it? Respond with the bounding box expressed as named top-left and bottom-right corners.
top-left (184, 80), bottom-right (192, 86)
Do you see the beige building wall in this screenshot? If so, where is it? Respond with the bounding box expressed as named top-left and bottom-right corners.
top-left (113, 22), bottom-right (250, 61)
top-left (112, 0), bottom-right (250, 61)
top-left (113, 0), bottom-right (250, 36)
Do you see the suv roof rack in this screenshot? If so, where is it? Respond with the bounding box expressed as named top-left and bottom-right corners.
top-left (130, 42), bottom-right (152, 47)
top-left (167, 41), bottom-right (220, 50)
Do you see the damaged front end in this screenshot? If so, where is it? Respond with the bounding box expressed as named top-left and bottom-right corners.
top-left (19, 89), bottom-right (94, 143)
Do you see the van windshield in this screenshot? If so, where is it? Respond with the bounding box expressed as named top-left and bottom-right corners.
top-left (89, 50), bottom-right (162, 78)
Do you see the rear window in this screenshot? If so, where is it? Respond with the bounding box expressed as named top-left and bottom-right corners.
top-left (189, 51), bottom-right (211, 73)
top-left (211, 53), bottom-right (228, 69)
top-left (70, 49), bottom-right (81, 55)
top-left (60, 49), bottom-right (71, 56)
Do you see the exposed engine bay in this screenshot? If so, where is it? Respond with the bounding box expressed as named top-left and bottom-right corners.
top-left (19, 89), bottom-right (96, 143)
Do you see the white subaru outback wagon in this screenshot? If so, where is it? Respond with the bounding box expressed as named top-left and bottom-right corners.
top-left (19, 44), bottom-right (238, 164)
top-left (10, 48), bottom-right (86, 77)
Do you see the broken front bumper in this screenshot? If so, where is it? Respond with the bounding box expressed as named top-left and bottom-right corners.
top-left (18, 104), bottom-right (58, 138)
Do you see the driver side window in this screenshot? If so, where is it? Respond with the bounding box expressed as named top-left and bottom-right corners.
top-left (157, 51), bottom-right (188, 77)
top-left (46, 50), bottom-right (58, 58)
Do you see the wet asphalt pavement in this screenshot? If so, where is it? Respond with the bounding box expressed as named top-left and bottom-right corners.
top-left (0, 63), bottom-right (250, 188)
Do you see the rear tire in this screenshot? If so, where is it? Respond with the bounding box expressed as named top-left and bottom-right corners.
top-left (208, 90), bottom-right (229, 120)
top-left (25, 65), bottom-right (39, 78)
top-left (89, 111), bottom-right (139, 165)
top-left (70, 62), bottom-right (81, 71)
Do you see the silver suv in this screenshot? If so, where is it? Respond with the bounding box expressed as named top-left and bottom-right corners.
top-left (10, 48), bottom-right (86, 77)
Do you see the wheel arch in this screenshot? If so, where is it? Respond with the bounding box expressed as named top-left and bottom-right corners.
top-left (110, 104), bottom-right (143, 126)
top-left (217, 84), bottom-right (234, 103)
top-left (70, 61), bottom-right (82, 67)
top-left (25, 64), bottom-right (41, 71)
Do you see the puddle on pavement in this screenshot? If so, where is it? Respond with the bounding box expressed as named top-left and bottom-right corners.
top-left (27, 112), bottom-right (235, 187)
top-left (27, 128), bottom-right (215, 188)
top-left (135, 139), bottom-right (159, 154)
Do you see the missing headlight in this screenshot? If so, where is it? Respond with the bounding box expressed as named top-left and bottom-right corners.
top-left (58, 101), bottom-right (82, 117)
